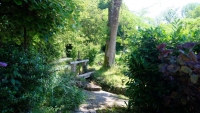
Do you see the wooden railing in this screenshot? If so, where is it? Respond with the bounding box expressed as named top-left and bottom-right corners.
top-left (70, 59), bottom-right (94, 78)
top-left (49, 58), bottom-right (72, 73)
top-left (70, 59), bottom-right (89, 73)
top-left (50, 58), bottom-right (94, 78)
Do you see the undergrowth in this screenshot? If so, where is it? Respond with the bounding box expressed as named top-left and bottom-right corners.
top-left (91, 53), bottom-right (128, 95)
top-left (96, 106), bottom-right (129, 113)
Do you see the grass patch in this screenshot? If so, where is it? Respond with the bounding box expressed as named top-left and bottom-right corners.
top-left (96, 107), bottom-right (130, 113)
top-left (94, 66), bottom-right (128, 87)
top-left (117, 94), bottom-right (129, 100)
top-left (91, 53), bottom-right (129, 95)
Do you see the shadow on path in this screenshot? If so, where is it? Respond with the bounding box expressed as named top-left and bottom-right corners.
top-left (72, 90), bottom-right (128, 113)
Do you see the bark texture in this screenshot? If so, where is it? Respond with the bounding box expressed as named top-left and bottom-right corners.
top-left (103, 0), bottom-right (122, 68)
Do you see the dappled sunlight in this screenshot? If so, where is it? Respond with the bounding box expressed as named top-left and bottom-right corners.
top-left (1, 0), bottom-right (200, 112)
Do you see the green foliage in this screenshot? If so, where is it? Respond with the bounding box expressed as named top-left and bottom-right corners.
top-left (190, 5), bottom-right (200, 18)
top-left (84, 47), bottom-right (98, 66)
top-left (0, 0), bottom-right (79, 47)
top-left (0, 45), bottom-right (49, 112)
top-left (126, 25), bottom-right (200, 112)
top-left (92, 58), bottom-right (128, 95)
top-left (38, 72), bottom-right (86, 112)
top-left (181, 3), bottom-right (200, 18)
top-left (161, 8), bottom-right (179, 23)
top-left (98, 0), bottom-right (109, 9)
top-left (157, 42), bottom-right (200, 113)
top-left (0, 0), bottom-right (84, 110)
top-left (126, 27), bottom-right (170, 112)
top-left (68, 40), bottom-right (100, 65)
top-left (0, 44), bottom-right (86, 112)
top-left (96, 106), bottom-right (128, 113)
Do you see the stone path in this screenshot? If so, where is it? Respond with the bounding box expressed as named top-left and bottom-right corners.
top-left (71, 90), bottom-right (128, 113)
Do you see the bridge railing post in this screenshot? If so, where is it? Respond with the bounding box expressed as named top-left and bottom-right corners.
top-left (71, 64), bottom-right (76, 73)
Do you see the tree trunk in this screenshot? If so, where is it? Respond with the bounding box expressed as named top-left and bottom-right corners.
top-left (103, 0), bottom-right (122, 68)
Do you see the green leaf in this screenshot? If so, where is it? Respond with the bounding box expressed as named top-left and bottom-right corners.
top-left (180, 66), bottom-right (192, 74)
top-left (13, 71), bottom-right (22, 78)
top-left (37, 87), bottom-right (43, 92)
top-left (24, 0), bottom-right (28, 3)
top-left (11, 79), bottom-right (15, 85)
top-left (190, 74), bottom-right (199, 84)
top-left (14, 0), bottom-right (22, 5)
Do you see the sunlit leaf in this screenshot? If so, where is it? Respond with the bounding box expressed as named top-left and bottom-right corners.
top-left (180, 66), bottom-right (192, 74)
top-left (14, 0), bottom-right (22, 5)
top-left (190, 74), bottom-right (199, 84)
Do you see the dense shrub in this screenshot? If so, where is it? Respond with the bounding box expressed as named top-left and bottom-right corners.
top-left (126, 27), bottom-right (167, 112)
top-left (84, 47), bottom-right (98, 66)
top-left (0, 44), bottom-right (86, 112)
top-left (157, 42), bottom-right (200, 113)
top-left (126, 27), bottom-right (200, 113)
top-left (0, 45), bottom-right (49, 112)
top-left (32, 72), bottom-right (86, 112)
top-left (70, 43), bottom-right (99, 66)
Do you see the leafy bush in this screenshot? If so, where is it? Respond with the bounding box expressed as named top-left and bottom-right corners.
top-left (157, 42), bottom-right (200, 113)
top-left (84, 48), bottom-right (98, 66)
top-left (40, 72), bottom-right (86, 111)
top-left (31, 72), bottom-right (86, 113)
top-left (70, 43), bottom-right (99, 65)
top-left (126, 27), bottom-right (171, 112)
top-left (0, 44), bottom-right (86, 113)
top-left (0, 46), bottom-right (49, 113)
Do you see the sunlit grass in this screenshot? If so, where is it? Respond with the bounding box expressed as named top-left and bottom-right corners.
top-left (96, 106), bottom-right (129, 113)
top-left (99, 66), bottom-right (128, 88)
top-left (91, 53), bottom-right (129, 95)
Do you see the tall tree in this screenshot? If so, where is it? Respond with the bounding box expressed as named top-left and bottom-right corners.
top-left (103, 0), bottom-right (122, 68)
top-left (161, 8), bottom-right (179, 23)
top-left (190, 5), bottom-right (200, 18)
top-left (0, 0), bottom-right (77, 50)
top-left (181, 3), bottom-right (200, 18)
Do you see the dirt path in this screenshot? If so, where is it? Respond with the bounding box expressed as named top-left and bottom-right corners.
top-left (71, 90), bottom-right (128, 113)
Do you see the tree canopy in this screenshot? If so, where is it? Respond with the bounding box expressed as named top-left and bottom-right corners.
top-left (0, 0), bottom-right (78, 49)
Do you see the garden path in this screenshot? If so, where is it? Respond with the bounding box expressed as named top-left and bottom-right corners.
top-left (71, 90), bottom-right (128, 113)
